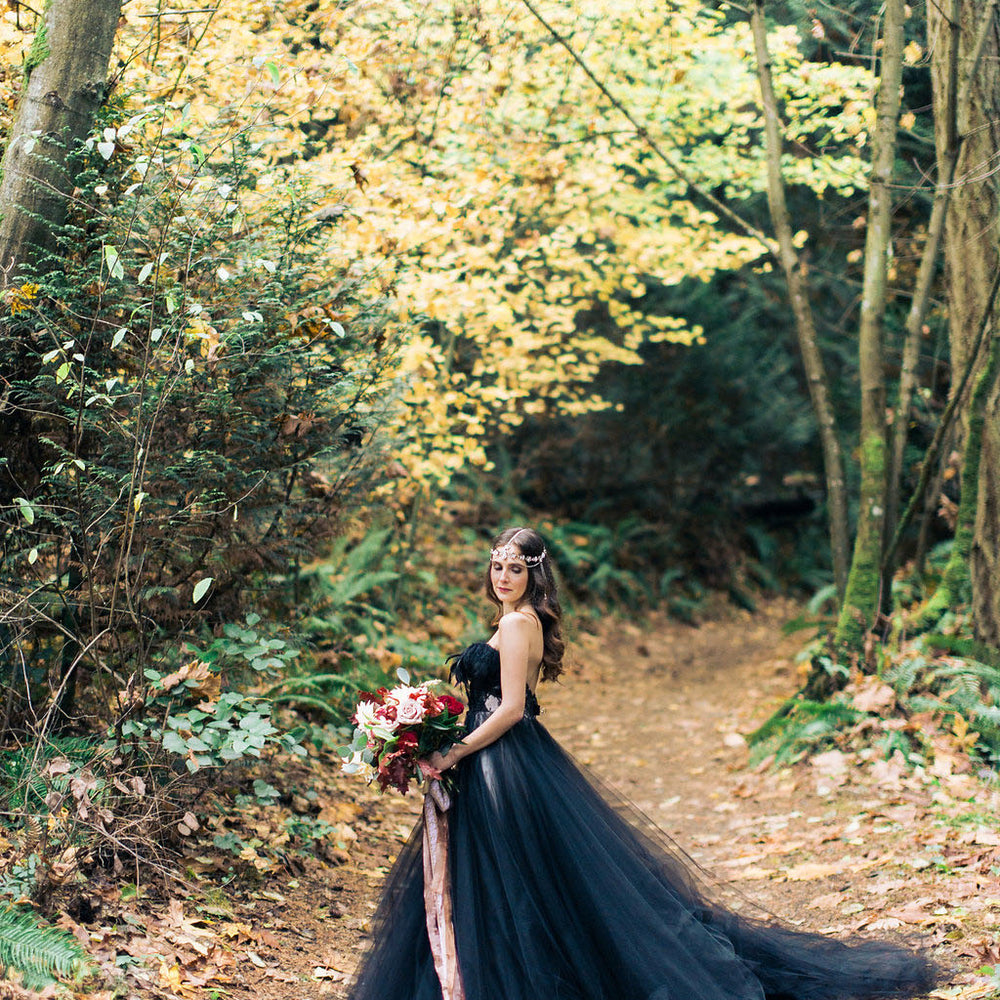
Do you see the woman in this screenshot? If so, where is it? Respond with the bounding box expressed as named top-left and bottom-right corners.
top-left (347, 526), bottom-right (939, 1000)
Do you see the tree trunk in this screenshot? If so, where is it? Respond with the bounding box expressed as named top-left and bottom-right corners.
top-left (834, 0), bottom-right (906, 654)
top-left (928, 0), bottom-right (1000, 645)
top-left (915, 333), bottom-right (1000, 632)
top-left (0, 0), bottom-right (121, 271)
top-left (0, 0), bottom-right (121, 506)
top-left (749, 0), bottom-right (850, 600)
top-left (883, 0), bottom-right (961, 586)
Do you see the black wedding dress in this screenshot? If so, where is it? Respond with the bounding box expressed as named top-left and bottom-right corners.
top-left (347, 642), bottom-right (939, 1000)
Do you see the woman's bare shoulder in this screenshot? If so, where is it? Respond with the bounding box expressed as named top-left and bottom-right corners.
top-left (497, 609), bottom-right (540, 634)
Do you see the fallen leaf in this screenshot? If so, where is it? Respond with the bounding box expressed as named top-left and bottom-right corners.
top-left (159, 960), bottom-right (183, 992)
top-left (867, 916), bottom-right (903, 930)
top-left (732, 865), bottom-right (774, 881)
top-left (784, 862), bottom-right (842, 881)
top-left (972, 828), bottom-right (1000, 847)
top-left (263, 968), bottom-right (300, 982)
top-left (850, 678), bottom-right (895, 714)
top-left (313, 966), bottom-right (346, 980)
top-left (885, 901), bottom-right (933, 924)
top-left (807, 892), bottom-right (845, 909)
top-left (810, 749), bottom-right (848, 776)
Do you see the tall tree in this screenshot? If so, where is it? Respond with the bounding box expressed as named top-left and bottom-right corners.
top-left (833, 0), bottom-right (907, 652)
top-left (0, 0), bottom-right (123, 505)
top-left (927, 0), bottom-right (1000, 644)
top-left (750, 0), bottom-right (850, 600)
top-left (0, 0), bottom-right (122, 270)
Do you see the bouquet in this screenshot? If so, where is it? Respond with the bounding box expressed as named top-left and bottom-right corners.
top-left (339, 668), bottom-right (465, 794)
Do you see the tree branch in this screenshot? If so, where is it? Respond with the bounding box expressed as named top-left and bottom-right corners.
top-left (517, 0), bottom-right (777, 256)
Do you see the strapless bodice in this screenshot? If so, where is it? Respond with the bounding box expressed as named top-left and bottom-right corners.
top-left (448, 641), bottom-right (540, 727)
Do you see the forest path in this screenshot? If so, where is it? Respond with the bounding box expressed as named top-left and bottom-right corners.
top-left (221, 600), bottom-right (996, 999)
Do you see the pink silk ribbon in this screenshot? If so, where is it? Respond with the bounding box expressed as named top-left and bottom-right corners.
top-left (423, 779), bottom-right (465, 1000)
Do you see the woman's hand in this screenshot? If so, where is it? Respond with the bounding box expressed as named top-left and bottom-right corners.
top-left (420, 749), bottom-right (456, 777)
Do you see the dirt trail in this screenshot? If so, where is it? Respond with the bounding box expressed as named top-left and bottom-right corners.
top-left (193, 600), bottom-right (998, 998)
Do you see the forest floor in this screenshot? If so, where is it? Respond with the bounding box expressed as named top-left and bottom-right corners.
top-left (55, 599), bottom-right (1000, 1000)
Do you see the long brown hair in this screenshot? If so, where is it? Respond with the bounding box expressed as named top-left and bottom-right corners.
top-left (485, 526), bottom-right (564, 682)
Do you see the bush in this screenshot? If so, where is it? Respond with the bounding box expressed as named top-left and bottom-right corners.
top-left (0, 108), bottom-right (397, 739)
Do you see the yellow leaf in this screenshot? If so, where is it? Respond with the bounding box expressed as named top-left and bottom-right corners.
top-left (159, 961), bottom-right (183, 991)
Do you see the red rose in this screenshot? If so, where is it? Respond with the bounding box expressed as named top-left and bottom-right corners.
top-left (397, 731), bottom-right (419, 751)
top-left (440, 694), bottom-right (465, 716)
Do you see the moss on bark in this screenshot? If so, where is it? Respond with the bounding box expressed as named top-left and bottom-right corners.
top-left (835, 434), bottom-right (887, 655)
top-left (914, 336), bottom-right (1000, 632)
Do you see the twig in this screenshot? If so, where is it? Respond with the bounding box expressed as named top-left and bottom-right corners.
top-left (517, 0), bottom-right (777, 256)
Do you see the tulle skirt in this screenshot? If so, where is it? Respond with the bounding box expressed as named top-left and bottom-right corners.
top-left (347, 713), bottom-right (939, 1000)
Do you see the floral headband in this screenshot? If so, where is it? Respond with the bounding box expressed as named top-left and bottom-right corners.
top-left (490, 542), bottom-right (547, 567)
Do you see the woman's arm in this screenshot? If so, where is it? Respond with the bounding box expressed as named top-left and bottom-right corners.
top-left (426, 613), bottom-right (533, 771)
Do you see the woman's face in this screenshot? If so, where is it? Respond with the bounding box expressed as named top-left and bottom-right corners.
top-left (490, 550), bottom-right (529, 606)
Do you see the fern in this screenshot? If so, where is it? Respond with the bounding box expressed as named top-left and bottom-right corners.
top-left (0, 736), bottom-right (100, 813)
top-left (973, 703), bottom-right (1000, 726)
top-left (923, 633), bottom-right (1000, 668)
top-left (893, 649), bottom-right (1000, 764)
top-left (295, 527), bottom-right (400, 617)
top-left (906, 694), bottom-right (946, 714)
top-left (747, 700), bottom-right (862, 768)
top-left (876, 730), bottom-right (916, 761)
top-left (806, 583), bottom-right (838, 617)
top-left (0, 905), bottom-right (86, 989)
top-left (882, 655), bottom-right (925, 697)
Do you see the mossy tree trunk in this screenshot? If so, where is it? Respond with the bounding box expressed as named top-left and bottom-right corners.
top-left (834, 0), bottom-right (906, 655)
top-left (0, 0), bottom-right (122, 506)
top-left (928, 0), bottom-right (1000, 645)
top-left (915, 335), bottom-right (1000, 632)
top-left (0, 0), bottom-right (122, 719)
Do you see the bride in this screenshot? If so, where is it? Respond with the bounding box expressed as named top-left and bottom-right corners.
top-left (346, 526), bottom-right (939, 1000)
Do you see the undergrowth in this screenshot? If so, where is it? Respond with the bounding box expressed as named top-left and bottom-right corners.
top-left (749, 604), bottom-right (1000, 773)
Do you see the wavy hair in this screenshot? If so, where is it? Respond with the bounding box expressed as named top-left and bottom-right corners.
top-left (485, 526), bottom-right (564, 682)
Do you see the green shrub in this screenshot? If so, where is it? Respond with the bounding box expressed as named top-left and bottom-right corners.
top-left (0, 108), bottom-right (397, 738)
top-left (884, 638), bottom-right (1000, 767)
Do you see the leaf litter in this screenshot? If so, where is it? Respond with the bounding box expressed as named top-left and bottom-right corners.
top-left (48, 599), bottom-right (999, 998)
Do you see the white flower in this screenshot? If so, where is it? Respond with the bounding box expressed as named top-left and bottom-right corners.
top-left (354, 700), bottom-right (379, 730)
top-left (388, 684), bottom-right (424, 703)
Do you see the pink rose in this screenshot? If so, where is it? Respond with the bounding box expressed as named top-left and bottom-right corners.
top-left (395, 697), bottom-right (426, 726)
